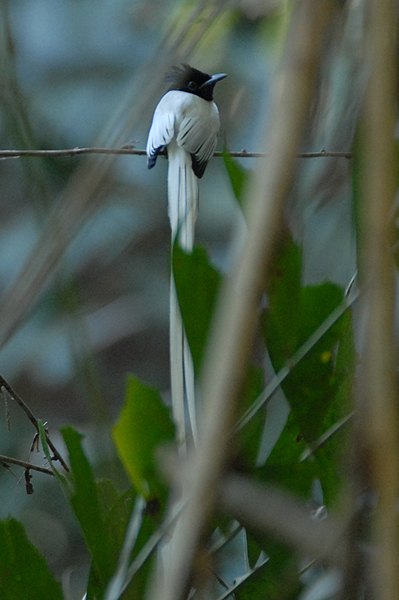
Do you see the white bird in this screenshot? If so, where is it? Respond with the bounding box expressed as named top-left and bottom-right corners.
top-left (147, 64), bottom-right (226, 448)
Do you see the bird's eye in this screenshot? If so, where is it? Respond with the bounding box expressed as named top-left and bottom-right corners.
top-left (188, 81), bottom-right (197, 91)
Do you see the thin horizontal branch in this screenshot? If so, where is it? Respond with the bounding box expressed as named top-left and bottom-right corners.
top-left (0, 147), bottom-right (352, 160)
top-left (0, 453), bottom-right (54, 476)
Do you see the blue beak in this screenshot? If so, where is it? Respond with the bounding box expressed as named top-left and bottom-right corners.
top-left (199, 73), bottom-right (227, 89)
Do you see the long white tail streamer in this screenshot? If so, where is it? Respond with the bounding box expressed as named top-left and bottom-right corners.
top-left (168, 141), bottom-right (198, 447)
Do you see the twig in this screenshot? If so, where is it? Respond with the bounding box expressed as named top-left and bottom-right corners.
top-left (0, 453), bottom-right (53, 476)
top-left (0, 375), bottom-right (69, 472)
top-left (215, 554), bottom-right (269, 600)
top-left (119, 499), bottom-right (186, 597)
top-left (300, 410), bottom-right (356, 461)
top-left (219, 473), bottom-right (349, 568)
top-left (0, 148), bottom-right (352, 160)
top-left (104, 496), bottom-right (147, 600)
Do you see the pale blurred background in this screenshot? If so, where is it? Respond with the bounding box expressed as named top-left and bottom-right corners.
top-left (0, 0), bottom-right (359, 598)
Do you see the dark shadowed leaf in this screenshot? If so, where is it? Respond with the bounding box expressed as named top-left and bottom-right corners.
top-left (62, 426), bottom-right (114, 595)
top-left (173, 244), bottom-right (222, 375)
top-left (0, 517), bottom-right (63, 600)
top-left (263, 277), bottom-right (345, 443)
top-left (87, 485), bottom-right (157, 600)
top-left (237, 535), bottom-right (302, 600)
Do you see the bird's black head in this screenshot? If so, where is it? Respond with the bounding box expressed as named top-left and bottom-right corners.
top-left (167, 64), bottom-right (226, 102)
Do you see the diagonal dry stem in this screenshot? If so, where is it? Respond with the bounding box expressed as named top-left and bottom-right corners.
top-left (357, 0), bottom-right (399, 598)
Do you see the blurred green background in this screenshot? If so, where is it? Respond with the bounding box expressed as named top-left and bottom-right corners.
top-left (0, 1), bottom-right (358, 598)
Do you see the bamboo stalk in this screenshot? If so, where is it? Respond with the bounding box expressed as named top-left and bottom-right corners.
top-left (360, 0), bottom-right (399, 598)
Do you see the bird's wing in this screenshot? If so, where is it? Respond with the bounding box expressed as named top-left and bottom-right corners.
top-left (146, 104), bottom-right (176, 169)
top-left (176, 115), bottom-right (219, 178)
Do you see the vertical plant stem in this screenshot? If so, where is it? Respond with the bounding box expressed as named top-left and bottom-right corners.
top-left (360, 0), bottom-right (399, 598)
top-left (149, 2), bottom-right (340, 600)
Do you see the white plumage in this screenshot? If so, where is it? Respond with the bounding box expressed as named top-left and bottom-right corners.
top-left (147, 90), bottom-right (221, 245)
top-left (146, 73), bottom-right (223, 448)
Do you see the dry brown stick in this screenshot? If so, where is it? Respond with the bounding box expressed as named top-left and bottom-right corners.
top-left (0, 148), bottom-right (352, 159)
top-left (0, 375), bottom-right (69, 472)
top-left (359, 0), bottom-right (399, 598)
top-left (148, 3), bottom-right (342, 600)
top-left (0, 454), bottom-right (53, 476)
top-left (219, 473), bottom-right (348, 568)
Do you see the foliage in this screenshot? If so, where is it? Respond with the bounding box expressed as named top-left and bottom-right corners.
top-left (0, 517), bottom-right (64, 600)
top-left (0, 146), bottom-right (358, 600)
top-left (0, 2), bottom-right (366, 598)
top-left (113, 375), bottom-right (175, 500)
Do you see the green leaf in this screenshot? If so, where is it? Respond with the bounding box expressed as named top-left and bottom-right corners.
top-left (223, 148), bottom-right (250, 207)
top-left (255, 412), bottom-right (318, 502)
top-left (87, 484), bottom-right (160, 600)
top-left (62, 426), bottom-right (114, 593)
top-left (0, 517), bottom-right (63, 600)
top-left (256, 462), bottom-right (317, 500)
top-left (265, 235), bottom-right (303, 359)
top-left (87, 485), bottom-right (135, 599)
top-left (263, 279), bottom-right (345, 443)
top-left (237, 536), bottom-right (301, 600)
top-left (266, 412), bottom-right (307, 465)
top-left (259, 232), bottom-right (357, 506)
top-left (112, 375), bottom-right (175, 498)
top-left (173, 244), bottom-right (222, 374)
top-left (308, 310), bottom-right (357, 504)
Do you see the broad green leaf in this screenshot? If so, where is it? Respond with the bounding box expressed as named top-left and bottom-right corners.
top-left (266, 412), bottom-right (307, 465)
top-left (112, 376), bottom-right (175, 498)
top-left (87, 484), bottom-right (160, 600)
top-left (223, 149), bottom-right (250, 207)
top-left (263, 280), bottom-right (345, 443)
top-left (87, 487), bottom-right (155, 600)
top-left (256, 462), bottom-right (317, 500)
top-left (259, 232), bottom-right (356, 507)
top-left (237, 535), bottom-right (301, 600)
top-left (95, 478), bottom-right (122, 521)
top-left (307, 310), bottom-right (357, 504)
top-left (256, 413), bottom-right (317, 503)
top-left (263, 308), bottom-right (356, 505)
top-left (0, 517), bottom-right (63, 600)
top-left (87, 485), bottom-right (135, 599)
top-left (62, 426), bottom-right (113, 594)
top-left (265, 235), bottom-right (303, 358)
top-left (173, 244), bottom-right (222, 374)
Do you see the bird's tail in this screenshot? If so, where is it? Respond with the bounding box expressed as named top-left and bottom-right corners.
top-left (167, 143), bottom-right (198, 449)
